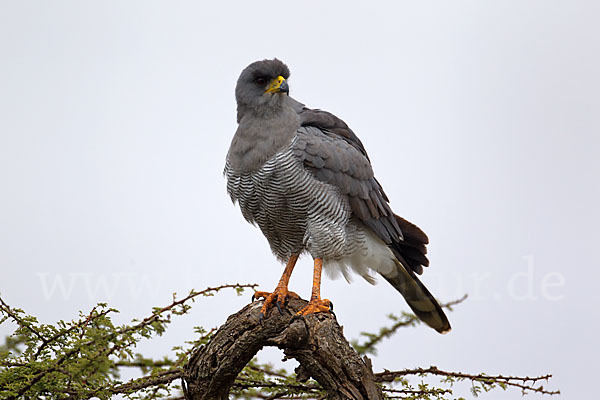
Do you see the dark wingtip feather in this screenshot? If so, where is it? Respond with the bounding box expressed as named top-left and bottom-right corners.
top-left (395, 214), bottom-right (429, 244)
top-left (391, 214), bottom-right (430, 275)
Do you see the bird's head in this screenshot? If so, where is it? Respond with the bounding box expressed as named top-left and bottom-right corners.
top-left (235, 59), bottom-right (291, 118)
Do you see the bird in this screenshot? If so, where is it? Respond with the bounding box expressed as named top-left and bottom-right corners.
top-left (224, 59), bottom-right (450, 333)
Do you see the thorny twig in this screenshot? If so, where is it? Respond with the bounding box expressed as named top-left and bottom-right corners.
top-left (375, 366), bottom-right (560, 395)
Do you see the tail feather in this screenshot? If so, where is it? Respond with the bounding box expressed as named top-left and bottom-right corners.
top-left (382, 261), bottom-right (451, 334)
top-left (385, 214), bottom-right (450, 333)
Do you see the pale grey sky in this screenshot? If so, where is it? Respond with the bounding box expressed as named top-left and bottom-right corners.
top-left (1, 1), bottom-right (598, 398)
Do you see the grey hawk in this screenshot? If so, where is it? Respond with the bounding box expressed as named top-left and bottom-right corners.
top-left (225, 59), bottom-right (450, 333)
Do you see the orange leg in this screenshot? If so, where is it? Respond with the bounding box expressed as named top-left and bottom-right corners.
top-left (297, 258), bottom-right (332, 316)
top-left (253, 254), bottom-right (300, 320)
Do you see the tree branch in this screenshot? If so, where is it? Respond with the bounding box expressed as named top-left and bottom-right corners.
top-left (183, 298), bottom-right (383, 400)
top-left (375, 366), bottom-right (560, 395)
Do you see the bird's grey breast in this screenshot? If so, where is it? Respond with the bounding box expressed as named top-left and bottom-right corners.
top-left (226, 106), bottom-right (300, 173)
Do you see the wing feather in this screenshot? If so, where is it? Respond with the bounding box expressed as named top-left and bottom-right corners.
top-left (294, 107), bottom-right (430, 276)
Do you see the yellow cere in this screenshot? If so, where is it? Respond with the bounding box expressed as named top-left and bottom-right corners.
top-left (265, 76), bottom-right (286, 93)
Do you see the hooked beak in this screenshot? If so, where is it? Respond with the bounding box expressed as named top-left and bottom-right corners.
top-left (264, 75), bottom-right (289, 95)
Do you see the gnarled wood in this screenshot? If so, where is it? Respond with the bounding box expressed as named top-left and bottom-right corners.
top-left (183, 297), bottom-right (383, 400)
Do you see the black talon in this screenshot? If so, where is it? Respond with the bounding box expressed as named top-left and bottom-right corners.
top-left (251, 293), bottom-right (256, 302)
top-left (329, 301), bottom-right (334, 311)
top-left (276, 301), bottom-right (283, 315)
top-left (259, 312), bottom-right (265, 324)
top-left (289, 313), bottom-right (306, 324)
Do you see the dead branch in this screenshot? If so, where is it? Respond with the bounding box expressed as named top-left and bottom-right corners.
top-left (183, 297), bottom-right (383, 400)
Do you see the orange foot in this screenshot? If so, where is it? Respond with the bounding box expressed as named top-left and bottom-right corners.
top-left (252, 288), bottom-right (300, 321)
top-left (296, 298), bottom-right (333, 316)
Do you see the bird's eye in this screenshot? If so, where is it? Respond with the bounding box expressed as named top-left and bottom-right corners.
top-left (255, 77), bottom-right (267, 85)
